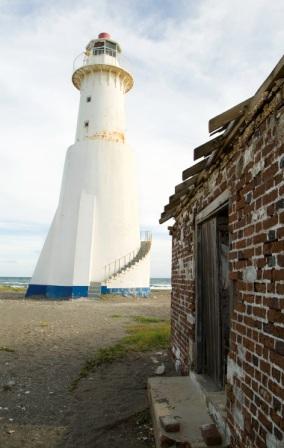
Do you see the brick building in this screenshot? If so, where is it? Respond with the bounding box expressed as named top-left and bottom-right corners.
top-left (160, 57), bottom-right (284, 447)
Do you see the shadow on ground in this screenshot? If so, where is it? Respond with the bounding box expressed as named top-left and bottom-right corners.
top-left (0, 292), bottom-right (173, 447)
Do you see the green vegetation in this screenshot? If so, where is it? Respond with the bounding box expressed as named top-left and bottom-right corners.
top-left (132, 315), bottom-right (165, 324)
top-left (123, 321), bottom-right (170, 351)
top-left (0, 285), bottom-right (26, 293)
top-left (70, 318), bottom-right (170, 391)
top-left (110, 314), bottom-right (165, 323)
top-left (0, 346), bottom-right (15, 353)
top-left (39, 321), bottom-right (49, 327)
top-left (135, 408), bottom-right (152, 426)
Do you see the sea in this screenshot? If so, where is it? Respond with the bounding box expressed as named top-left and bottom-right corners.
top-left (0, 277), bottom-right (171, 290)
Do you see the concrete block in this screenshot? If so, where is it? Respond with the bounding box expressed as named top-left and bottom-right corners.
top-left (148, 377), bottom-right (227, 448)
top-left (159, 415), bottom-right (181, 433)
top-left (200, 423), bottom-right (222, 446)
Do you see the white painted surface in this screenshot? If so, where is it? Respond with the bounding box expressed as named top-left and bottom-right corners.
top-left (75, 69), bottom-right (126, 142)
top-left (106, 251), bottom-right (151, 289)
top-left (30, 35), bottom-right (150, 289)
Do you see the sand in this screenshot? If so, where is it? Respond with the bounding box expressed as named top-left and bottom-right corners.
top-left (0, 291), bottom-right (171, 447)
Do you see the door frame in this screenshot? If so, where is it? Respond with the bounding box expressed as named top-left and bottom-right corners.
top-left (194, 191), bottom-right (230, 385)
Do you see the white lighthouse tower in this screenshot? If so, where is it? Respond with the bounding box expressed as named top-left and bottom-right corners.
top-left (26, 32), bottom-right (151, 299)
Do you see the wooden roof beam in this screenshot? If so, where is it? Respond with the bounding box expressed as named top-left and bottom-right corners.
top-left (159, 211), bottom-right (173, 224)
top-left (164, 198), bottom-right (180, 213)
top-left (194, 135), bottom-right (224, 160)
top-left (254, 55), bottom-right (284, 99)
top-left (182, 158), bottom-right (208, 181)
top-left (209, 96), bottom-right (252, 134)
top-left (175, 175), bottom-right (198, 194)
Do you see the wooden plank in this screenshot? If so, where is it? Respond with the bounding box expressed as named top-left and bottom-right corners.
top-left (254, 54), bottom-right (284, 99)
top-left (195, 223), bottom-right (203, 373)
top-left (169, 192), bottom-right (183, 203)
top-left (210, 114), bottom-right (246, 166)
top-left (217, 211), bottom-right (230, 387)
top-left (196, 190), bottom-right (230, 224)
top-left (248, 55), bottom-right (284, 116)
top-left (194, 135), bottom-right (223, 161)
top-left (208, 96), bottom-right (252, 133)
top-left (175, 174), bottom-right (198, 194)
top-left (159, 211), bottom-right (173, 224)
top-left (182, 158), bottom-right (208, 181)
top-left (164, 199), bottom-right (180, 213)
top-left (200, 217), bottom-right (221, 388)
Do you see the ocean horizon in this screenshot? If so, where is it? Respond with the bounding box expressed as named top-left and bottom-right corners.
top-left (0, 276), bottom-right (171, 290)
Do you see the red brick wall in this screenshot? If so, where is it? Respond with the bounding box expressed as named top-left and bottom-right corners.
top-left (170, 84), bottom-right (284, 447)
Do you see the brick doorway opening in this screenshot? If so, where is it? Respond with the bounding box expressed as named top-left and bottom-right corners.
top-left (196, 204), bottom-right (231, 390)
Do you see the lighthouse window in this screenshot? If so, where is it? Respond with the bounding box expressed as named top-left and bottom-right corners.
top-left (93, 40), bottom-right (117, 57)
top-left (106, 41), bottom-right (116, 57)
top-left (84, 121), bottom-right (89, 128)
top-left (93, 48), bottom-right (104, 56)
top-left (106, 41), bottom-right (116, 50)
top-left (86, 96), bottom-right (91, 103)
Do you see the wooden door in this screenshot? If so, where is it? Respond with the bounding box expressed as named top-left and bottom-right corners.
top-left (199, 217), bottom-right (222, 387)
top-left (196, 208), bottom-right (230, 389)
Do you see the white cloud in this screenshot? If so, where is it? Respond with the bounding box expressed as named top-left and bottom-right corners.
top-left (0, 0), bottom-right (283, 277)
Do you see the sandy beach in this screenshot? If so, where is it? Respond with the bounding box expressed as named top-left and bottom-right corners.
top-left (0, 290), bottom-right (171, 448)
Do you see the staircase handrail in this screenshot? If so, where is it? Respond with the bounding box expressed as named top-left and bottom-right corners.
top-left (104, 246), bottom-right (139, 281)
top-left (103, 231), bottom-right (152, 281)
top-left (140, 230), bottom-right (152, 241)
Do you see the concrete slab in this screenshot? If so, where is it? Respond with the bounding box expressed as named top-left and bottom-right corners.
top-left (148, 377), bottom-right (228, 448)
top-left (190, 373), bottom-right (228, 442)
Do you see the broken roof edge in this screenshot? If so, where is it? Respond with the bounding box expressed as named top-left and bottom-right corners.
top-left (208, 96), bottom-right (253, 134)
top-left (159, 54), bottom-right (284, 225)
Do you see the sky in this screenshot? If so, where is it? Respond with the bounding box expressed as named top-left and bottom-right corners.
top-left (0, 0), bottom-right (283, 278)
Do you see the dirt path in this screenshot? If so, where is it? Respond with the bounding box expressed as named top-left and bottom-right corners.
top-left (0, 292), bottom-right (171, 447)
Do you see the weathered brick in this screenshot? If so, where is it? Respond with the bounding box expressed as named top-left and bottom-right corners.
top-left (275, 341), bottom-right (284, 356)
top-left (200, 423), bottom-right (222, 446)
top-left (276, 198), bottom-right (284, 210)
top-left (267, 309), bottom-right (284, 324)
top-left (169, 83), bottom-right (284, 448)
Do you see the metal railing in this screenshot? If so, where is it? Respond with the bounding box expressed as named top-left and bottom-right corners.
top-left (93, 47), bottom-right (117, 57)
top-left (140, 230), bottom-right (152, 241)
top-left (103, 231), bottom-right (152, 281)
top-left (72, 51), bottom-right (134, 75)
top-left (73, 50), bottom-right (120, 72)
top-left (104, 247), bottom-right (139, 281)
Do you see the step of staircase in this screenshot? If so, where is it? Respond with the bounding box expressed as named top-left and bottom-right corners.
top-left (105, 240), bottom-right (151, 284)
top-left (148, 377), bottom-right (229, 448)
top-left (88, 282), bottom-right (101, 298)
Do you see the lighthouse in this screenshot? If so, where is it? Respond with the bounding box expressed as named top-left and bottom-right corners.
top-left (26, 33), bottom-right (151, 299)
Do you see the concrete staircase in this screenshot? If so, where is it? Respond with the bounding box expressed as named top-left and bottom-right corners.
top-left (104, 240), bottom-right (151, 283)
top-left (88, 281), bottom-right (101, 298)
top-left (88, 232), bottom-right (152, 298)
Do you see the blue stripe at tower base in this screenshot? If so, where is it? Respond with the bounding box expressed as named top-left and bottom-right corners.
top-left (101, 286), bottom-right (150, 297)
top-left (26, 284), bottom-right (88, 299)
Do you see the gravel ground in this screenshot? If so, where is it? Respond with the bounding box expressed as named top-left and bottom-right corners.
top-left (0, 291), bottom-right (171, 448)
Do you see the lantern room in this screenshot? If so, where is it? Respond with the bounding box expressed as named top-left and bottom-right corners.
top-left (85, 32), bottom-right (121, 61)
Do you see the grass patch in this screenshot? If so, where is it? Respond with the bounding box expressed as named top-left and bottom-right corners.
top-left (70, 344), bottom-right (126, 391)
top-left (123, 322), bottom-right (170, 351)
top-left (0, 285), bottom-right (26, 293)
top-left (39, 321), bottom-right (49, 327)
top-left (132, 315), bottom-right (165, 324)
top-left (0, 346), bottom-right (15, 353)
top-left (70, 320), bottom-right (170, 391)
top-left (110, 314), bottom-right (123, 319)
